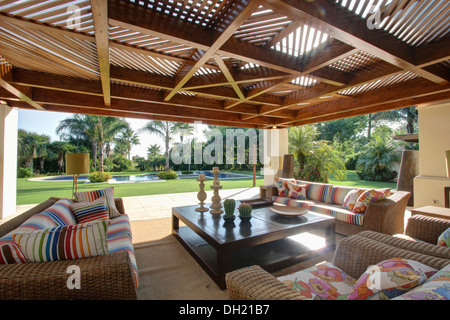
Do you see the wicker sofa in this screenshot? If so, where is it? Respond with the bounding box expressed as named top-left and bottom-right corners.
top-left (226, 214), bottom-right (450, 300)
top-left (0, 197), bottom-right (137, 300)
top-left (265, 180), bottom-right (410, 236)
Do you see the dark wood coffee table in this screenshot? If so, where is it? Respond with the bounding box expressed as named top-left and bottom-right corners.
top-left (172, 204), bottom-right (336, 289)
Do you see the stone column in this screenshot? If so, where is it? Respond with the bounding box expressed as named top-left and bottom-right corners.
top-left (0, 105), bottom-right (18, 219)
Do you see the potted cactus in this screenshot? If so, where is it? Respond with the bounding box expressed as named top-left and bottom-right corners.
top-left (238, 202), bottom-right (252, 222)
top-left (223, 199), bottom-right (236, 222)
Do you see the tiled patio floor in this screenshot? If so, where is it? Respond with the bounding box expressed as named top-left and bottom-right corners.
top-left (13, 187), bottom-right (261, 221)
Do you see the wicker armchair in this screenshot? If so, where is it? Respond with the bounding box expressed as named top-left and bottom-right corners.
top-left (226, 214), bottom-right (450, 300)
top-left (0, 197), bottom-right (137, 300)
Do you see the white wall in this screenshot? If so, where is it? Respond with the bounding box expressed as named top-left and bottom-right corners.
top-left (0, 105), bottom-right (18, 219)
top-left (263, 128), bottom-right (289, 185)
top-left (414, 100), bottom-right (450, 208)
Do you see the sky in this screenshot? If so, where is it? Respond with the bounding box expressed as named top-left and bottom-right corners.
top-left (17, 109), bottom-right (207, 158)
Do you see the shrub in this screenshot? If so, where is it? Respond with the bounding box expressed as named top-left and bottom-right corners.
top-left (157, 170), bottom-right (178, 180)
top-left (295, 166), bottom-right (327, 183)
top-left (89, 171), bottom-right (112, 183)
top-left (181, 170), bottom-right (193, 174)
top-left (18, 167), bottom-right (33, 178)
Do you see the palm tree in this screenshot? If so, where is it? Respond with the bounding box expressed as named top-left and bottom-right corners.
top-left (115, 127), bottom-right (140, 160)
top-left (101, 117), bottom-right (129, 161)
top-left (289, 125), bottom-right (346, 181)
top-left (140, 121), bottom-right (180, 170)
top-left (172, 122), bottom-right (194, 143)
top-left (147, 144), bottom-right (162, 158)
top-left (48, 141), bottom-right (75, 174)
top-left (17, 130), bottom-right (50, 174)
top-left (288, 125), bottom-right (318, 170)
top-left (57, 115), bottom-right (128, 173)
top-left (56, 115), bottom-right (99, 170)
top-left (356, 137), bottom-right (401, 177)
top-left (35, 134), bottom-right (51, 174)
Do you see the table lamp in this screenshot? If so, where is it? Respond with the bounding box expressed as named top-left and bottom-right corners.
top-left (65, 153), bottom-right (90, 197)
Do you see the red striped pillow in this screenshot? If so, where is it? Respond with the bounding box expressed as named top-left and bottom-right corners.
top-left (0, 240), bottom-right (28, 264)
top-left (12, 220), bottom-right (109, 263)
top-left (70, 197), bottom-right (109, 223)
top-left (74, 187), bottom-right (120, 218)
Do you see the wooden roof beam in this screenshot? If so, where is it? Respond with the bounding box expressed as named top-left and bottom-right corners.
top-left (252, 61), bottom-right (403, 117)
top-left (8, 101), bottom-right (261, 129)
top-left (274, 78), bottom-right (450, 127)
top-left (213, 54), bottom-right (245, 100)
top-left (163, 0), bottom-right (260, 101)
top-left (91, 0), bottom-right (111, 106)
top-left (27, 87), bottom-right (279, 127)
top-left (290, 91), bottom-right (450, 127)
top-left (264, 0), bottom-right (449, 84)
top-left (10, 68), bottom-right (293, 120)
top-left (0, 13), bottom-right (220, 73)
top-left (0, 68), bottom-right (44, 110)
top-left (107, 0), bottom-right (349, 86)
top-left (183, 67), bottom-right (289, 90)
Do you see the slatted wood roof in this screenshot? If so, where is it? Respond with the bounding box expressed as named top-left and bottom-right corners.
top-left (0, 0), bottom-right (449, 128)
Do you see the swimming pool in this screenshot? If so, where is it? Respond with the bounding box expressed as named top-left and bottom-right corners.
top-left (193, 171), bottom-right (252, 179)
top-left (31, 175), bottom-right (89, 182)
top-left (110, 174), bottom-right (159, 182)
top-left (29, 174), bottom-right (160, 183)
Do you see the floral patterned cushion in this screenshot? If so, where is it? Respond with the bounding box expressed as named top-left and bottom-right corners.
top-left (274, 177), bottom-right (296, 197)
top-left (438, 227), bottom-right (450, 247)
top-left (277, 262), bottom-right (357, 300)
top-left (347, 258), bottom-right (437, 300)
top-left (342, 188), bottom-right (365, 211)
top-left (393, 264), bottom-right (450, 300)
top-left (352, 189), bottom-right (387, 214)
top-left (287, 181), bottom-right (307, 200)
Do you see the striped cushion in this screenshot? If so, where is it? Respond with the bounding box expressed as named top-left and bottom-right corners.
top-left (273, 196), bottom-right (314, 209)
top-left (328, 186), bottom-right (354, 205)
top-left (107, 214), bottom-right (138, 286)
top-left (307, 183), bottom-right (333, 202)
top-left (107, 213), bottom-right (132, 240)
top-left (12, 220), bottom-right (109, 263)
top-left (0, 240), bottom-right (28, 264)
top-left (1, 199), bottom-right (77, 240)
top-left (310, 203), bottom-right (365, 226)
top-left (74, 187), bottom-right (120, 218)
top-left (70, 197), bottom-right (109, 223)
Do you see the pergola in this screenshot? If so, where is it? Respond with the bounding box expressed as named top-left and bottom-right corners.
top-left (0, 0), bottom-right (448, 129)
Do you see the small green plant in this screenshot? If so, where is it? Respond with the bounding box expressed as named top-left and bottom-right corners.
top-left (223, 199), bottom-right (236, 217)
top-left (89, 171), bottom-right (112, 183)
top-left (157, 170), bottom-right (178, 180)
top-left (18, 167), bottom-right (33, 178)
top-left (238, 202), bottom-right (252, 217)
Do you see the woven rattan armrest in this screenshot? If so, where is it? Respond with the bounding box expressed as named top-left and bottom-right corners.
top-left (0, 252), bottom-right (137, 300)
top-left (405, 214), bottom-right (450, 244)
top-left (225, 265), bottom-right (306, 300)
top-left (332, 231), bottom-right (450, 279)
top-left (362, 191), bottom-right (410, 235)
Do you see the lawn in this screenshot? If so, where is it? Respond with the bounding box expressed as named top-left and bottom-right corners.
top-left (16, 171), bottom-right (263, 205)
top-left (328, 170), bottom-right (397, 189)
top-left (16, 170), bottom-right (396, 205)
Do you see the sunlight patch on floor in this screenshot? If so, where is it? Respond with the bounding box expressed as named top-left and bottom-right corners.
top-left (288, 232), bottom-right (326, 250)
